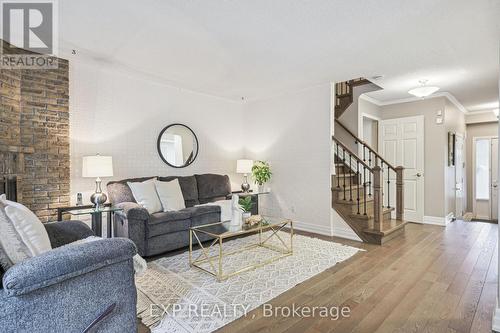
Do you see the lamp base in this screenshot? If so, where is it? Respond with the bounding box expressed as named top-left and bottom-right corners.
top-left (241, 182), bottom-right (250, 192)
top-left (90, 177), bottom-right (107, 209)
top-left (90, 192), bottom-right (107, 210)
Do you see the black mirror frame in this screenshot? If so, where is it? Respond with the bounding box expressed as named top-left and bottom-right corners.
top-left (157, 123), bottom-right (199, 168)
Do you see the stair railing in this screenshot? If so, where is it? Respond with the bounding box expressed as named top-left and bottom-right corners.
top-left (334, 119), bottom-right (405, 223)
top-left (333, 137), bottom-right (374, 219)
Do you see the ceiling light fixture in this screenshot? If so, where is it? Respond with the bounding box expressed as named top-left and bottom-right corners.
top-left (408, 80), bottom-right (440, 98)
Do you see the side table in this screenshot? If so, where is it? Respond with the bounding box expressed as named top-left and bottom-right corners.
top-left (66, 206), bottom-right (123, 238)
top-left (232, 190), bottom-right (270, 215)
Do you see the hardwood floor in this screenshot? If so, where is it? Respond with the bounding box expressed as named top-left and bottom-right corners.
top-left (138, 220), bottom-right (498, 333)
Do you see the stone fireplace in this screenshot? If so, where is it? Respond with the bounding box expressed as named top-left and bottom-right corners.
top-left (0, 42), bottom-right (70, 221)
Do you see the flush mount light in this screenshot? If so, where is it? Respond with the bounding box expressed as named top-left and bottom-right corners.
top-left (408, 80), bottom-right (440, 98)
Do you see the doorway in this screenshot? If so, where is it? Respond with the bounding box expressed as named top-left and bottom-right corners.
top-left (455, 134), bottom-right (465, 218)
top-left (472, 136), bottom-right (498, 221)
top-left (360, 114), bottom-right (379, 151)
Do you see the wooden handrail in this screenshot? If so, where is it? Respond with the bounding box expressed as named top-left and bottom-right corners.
top-left (334, 119), bottom-right (397, 172)
top-left (332, 136), bottom-right (373, 172)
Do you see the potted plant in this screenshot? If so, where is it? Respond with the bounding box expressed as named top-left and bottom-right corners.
top-left (239, 196), bottom-right (254, 223)
top-left (252, 160), bottom-right (272, 193)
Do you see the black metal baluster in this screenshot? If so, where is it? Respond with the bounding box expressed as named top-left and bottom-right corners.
top-left (368, 151), bottom-right (372, 196)
top-left (387, 165), bottom-right (391, 208)
top-left (363, 145), bottom-right (366, 162)
top-left (380, 161), bottom-right (384, 207)
top-left (342, 148), bottom-right (346, 200)
top-left (336, 143), bottom-right (340, 188)
top-left (363, 166), bottom-right (367, 215)
top-left (349, 154), bottom-right (353, 201)
top-left (356, 161), bottom-right (360, 214)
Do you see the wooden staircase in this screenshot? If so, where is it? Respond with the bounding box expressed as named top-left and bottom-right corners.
top-left (334, 78), bottom-right (372, 118)
top-left (332, 121), bottom-right (407, 245)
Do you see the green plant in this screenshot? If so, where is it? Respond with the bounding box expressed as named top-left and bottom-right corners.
top-left (239, 196), bottom-right (254, 212)
top-left (252, 160), bottom-right (272, 186)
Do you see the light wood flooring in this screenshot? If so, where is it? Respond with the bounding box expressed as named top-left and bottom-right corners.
top-left (139, 220), bottom-right (498, 333)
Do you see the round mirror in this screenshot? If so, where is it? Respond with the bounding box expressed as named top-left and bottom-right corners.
top-left (157, 124), bottom-right (199, 168)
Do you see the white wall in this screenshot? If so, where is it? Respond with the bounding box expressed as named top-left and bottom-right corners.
top-left (243, 84), bottom-right (337, 235)
top-left (69, 56), bottom-right (245, 204)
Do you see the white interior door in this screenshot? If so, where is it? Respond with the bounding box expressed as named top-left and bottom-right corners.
top-left (379, 116), bottom-right (425, 223)
top-left (492, 138), bottom-right (498, 220)
top-left (455, 134), bottom-right (464, 218)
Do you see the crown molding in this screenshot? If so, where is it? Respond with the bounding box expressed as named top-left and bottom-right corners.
top-left (466, 109), bottom-right (497, 115)
top-left (360, 92), bottom-right (469, 114)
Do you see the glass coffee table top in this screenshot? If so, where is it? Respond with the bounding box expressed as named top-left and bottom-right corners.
top-left (67, 207), bottom-right (123, 215)
top-left (191, 215), bottom-right (291, 239)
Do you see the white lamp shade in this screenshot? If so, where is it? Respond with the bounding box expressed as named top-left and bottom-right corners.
top-left (82, 155), bottom-right (113, 178)
top-left (236, 159), bottom-right (253, 174)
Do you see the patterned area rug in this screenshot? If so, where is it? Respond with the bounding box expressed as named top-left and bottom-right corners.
top-left (136, 231), bottom-right (362, 333)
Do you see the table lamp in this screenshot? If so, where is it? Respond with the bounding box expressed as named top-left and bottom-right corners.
top-left (236, 159), bottom-right (253, 192)
top-left (82, 154), bottom-right (113, 209)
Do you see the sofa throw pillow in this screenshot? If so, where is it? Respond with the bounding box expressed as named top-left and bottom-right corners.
top-left (128, 179), bottom-right (162, 214)
top-left (0, 196), bottom-right (34, 270)
top-left (0, 194), bottom-right (52, 257)
top-left (155, 179), bottom-right (186, 212)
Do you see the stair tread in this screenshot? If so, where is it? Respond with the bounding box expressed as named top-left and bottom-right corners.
top-left (334, 173), bottom-right (360, 178)
top-left (332, 185), bottom-right (365, 191)
top-left (363, 219), bottom-right (407, 236)
top-left (349, 207), bottom-right (394, 220)
top-left (336, 196), bottom-right (374, 205)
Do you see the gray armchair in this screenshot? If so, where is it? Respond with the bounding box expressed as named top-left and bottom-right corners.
top-left (0, 220), bottom-right (138, 333)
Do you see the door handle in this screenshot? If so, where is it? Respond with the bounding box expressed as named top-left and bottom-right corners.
top-left (415, 173), bottom-right (422, 177)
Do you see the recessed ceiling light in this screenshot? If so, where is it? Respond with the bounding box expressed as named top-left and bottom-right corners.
top-left (408, 80), bottom-right (440, 98)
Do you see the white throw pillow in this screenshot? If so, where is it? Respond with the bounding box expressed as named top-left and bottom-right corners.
top-left (128, 180), bottom-right (162, 214)
top-left (154, 179), bottom-right (186, 212)
top-left (0, 194), bottom-right (52, 259)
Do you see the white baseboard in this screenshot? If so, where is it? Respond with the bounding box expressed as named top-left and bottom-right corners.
top-left (492, 300), bottom-right (500, 332)
top-left (293, 220), bottom-right (332, 237)
top-left (445, 212), bottom-right (454, 225)
top-left (422, 215), bottom-right (447, 226)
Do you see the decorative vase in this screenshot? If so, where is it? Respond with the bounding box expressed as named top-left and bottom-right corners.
top-left (242, 211), bottom-right (251, 224)
top-left (230, 194), bottom-right (242, 227)
top-left (258, 184), bottom-right (265, 193)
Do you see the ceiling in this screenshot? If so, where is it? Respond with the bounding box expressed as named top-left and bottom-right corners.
top-left (57, 0), bottom-right (500, 110)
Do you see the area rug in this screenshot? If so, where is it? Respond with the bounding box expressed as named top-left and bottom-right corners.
top-left (136, 231), bottom-right (362, 333)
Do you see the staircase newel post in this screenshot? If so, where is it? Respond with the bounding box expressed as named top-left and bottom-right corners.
top-left (373, 166), bottom-right (383, 232)
top-left (396, 166), bottom-right (404, 221)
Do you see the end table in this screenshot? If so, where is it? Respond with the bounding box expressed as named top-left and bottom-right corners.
top-left (66, 206), bottom-right (123, 238)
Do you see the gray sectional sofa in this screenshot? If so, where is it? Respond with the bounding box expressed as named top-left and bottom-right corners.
top-left (107, 174), bottom-right (231, 257)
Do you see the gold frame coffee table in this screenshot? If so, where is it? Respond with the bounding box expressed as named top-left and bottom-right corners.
top-left (189, 216), bottom-right (293, 281)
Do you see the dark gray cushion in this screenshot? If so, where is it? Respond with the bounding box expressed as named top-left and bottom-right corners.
top-left (44, 221), bottom-right (94, 248)
top-left (186, 205), bottom-right (221, 227)
top-left (195, 174), bottom-right (231, 204)
top-left (106, 176), bottom-right (157, 205)
top-left (157, 176), bottom-right (199, 207)
top-left (148, 211), bottom-right (191, 236)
